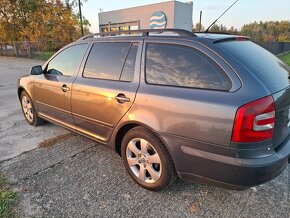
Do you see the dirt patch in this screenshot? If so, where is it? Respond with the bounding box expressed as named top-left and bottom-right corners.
top-left (189, 202), bottom-right (201, 213)
top-left (37, 133), bottom-right (73, 148)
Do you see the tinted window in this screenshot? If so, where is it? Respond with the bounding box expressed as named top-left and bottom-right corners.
top-left (216, 41), bottom-right (290, 93)
top-left (146, 43), bottom-right (232, 90)
top-left (120, 43), bottom-right (138, 81)
top-left (83, 42), bottom-right (131, 80)
top-left (46, 44), bottom-right (88, 77)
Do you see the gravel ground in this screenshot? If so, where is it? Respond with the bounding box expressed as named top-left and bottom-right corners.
top-left (0, 57), bottom-right (289, 217)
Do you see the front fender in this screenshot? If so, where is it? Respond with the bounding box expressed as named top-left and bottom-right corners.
top-left (18, 75), bottom-right (35, 101)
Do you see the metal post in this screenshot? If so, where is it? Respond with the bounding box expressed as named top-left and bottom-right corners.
top-left (199, 11), bottom-right (203, 32)
top-left (78, 0), bottom-right (84, 36)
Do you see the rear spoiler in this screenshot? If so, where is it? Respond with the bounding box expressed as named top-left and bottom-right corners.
top-left (213, 36), bottom-right (250, 44)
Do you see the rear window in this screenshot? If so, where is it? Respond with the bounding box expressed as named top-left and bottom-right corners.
top-left (145, 43), bottom-right (232, 91)
top-left (216, 41), bottom-right (290, 93)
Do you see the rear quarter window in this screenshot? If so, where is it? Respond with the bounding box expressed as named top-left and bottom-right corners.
top-left (216, 41), bottom-right (290, 93)
top-left (145, 43), bottom-right (232, 91)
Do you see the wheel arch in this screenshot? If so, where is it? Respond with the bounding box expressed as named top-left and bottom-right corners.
top-left (113, 121), bottom-right (171, 159)
top-left (17, 86), bottom-right (25, 99)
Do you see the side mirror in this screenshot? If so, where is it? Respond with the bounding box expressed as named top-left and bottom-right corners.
top-left (30, 65), bottom-right (43, 75)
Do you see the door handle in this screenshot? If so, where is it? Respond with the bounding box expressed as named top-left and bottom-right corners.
top-left (61, 84), bottom-right (70, 92)
top-left (115, 94), bottom-right (130, 103)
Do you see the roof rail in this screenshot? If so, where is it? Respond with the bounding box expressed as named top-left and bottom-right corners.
top-left (77, 28), bottom-right (197, 41)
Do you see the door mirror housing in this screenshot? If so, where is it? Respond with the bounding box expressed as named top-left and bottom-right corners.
top-left (30, 65), bottom-right (43, 75)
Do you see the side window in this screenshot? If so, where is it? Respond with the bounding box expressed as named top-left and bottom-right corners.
top-left (145, 43), bottom-right (232, 91)
top-left (120, 43), bottom-right (138, 82)
top-left (46, 44), bottom-right (88, 77)
top-left (83, 42), bottom-right (131, 80)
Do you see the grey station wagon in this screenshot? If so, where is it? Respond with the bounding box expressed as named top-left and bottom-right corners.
top-left (18, 29), bottom-right (290, 191)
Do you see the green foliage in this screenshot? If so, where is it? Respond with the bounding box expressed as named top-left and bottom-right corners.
top-left (192, 23), bottom-right (205, 32)
top-left (241, 21), bottom-right (290, 42)
top-left (0, 0), bottom-right (90, 43)
top-left (0, 177), bottom-right (7, 186)
top-left (192, 21), bottom-right (290, 42)
top-left (33, 51), bottom-right (55, 60)
top-left (279, 52), bottom-right (290, 66)
top-left (0, 175), bottom-right (17, 218)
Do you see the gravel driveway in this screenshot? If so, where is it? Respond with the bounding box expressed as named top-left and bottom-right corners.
top-left (0, 57), bottom-right (289, 217)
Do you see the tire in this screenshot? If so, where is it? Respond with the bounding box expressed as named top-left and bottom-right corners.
top-left (121, 126), bottom-right (177, 191)
top-left (20, 90), bottom-right (45, 126)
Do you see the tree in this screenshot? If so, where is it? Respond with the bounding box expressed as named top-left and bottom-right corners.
top-left (192, 23), bottom-right (205, 32)
top-left (62, 0), bottom-right (90, 35)
top-left (0, 0), bottom-right (88, 43)
top-left (192, 21), bottom-right (290, 42)
top-left (241, 21), bottom-right (290, 42)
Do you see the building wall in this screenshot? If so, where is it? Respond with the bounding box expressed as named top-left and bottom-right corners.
top-left (98, 1), bottom-right (193, 31)
top-left (174, 1), bottom-right (193, 31)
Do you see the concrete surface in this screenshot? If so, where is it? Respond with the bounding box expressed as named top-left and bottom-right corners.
top-left (0, 57), bottom-right (69, 161)
top-left (0, 57), bottom-right (289, 217)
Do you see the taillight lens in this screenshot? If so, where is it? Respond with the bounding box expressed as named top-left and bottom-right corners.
top-left (231, 96), bottom-right (275, 143)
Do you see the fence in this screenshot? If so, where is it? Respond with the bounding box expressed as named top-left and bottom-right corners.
top-left (0, 41), bottom-right (69, 60)
top-left (255, 42), bottom-right (290, 55)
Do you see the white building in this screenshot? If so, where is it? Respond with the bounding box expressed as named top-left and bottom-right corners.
top-left (98, 1), bottom-right (193, 33)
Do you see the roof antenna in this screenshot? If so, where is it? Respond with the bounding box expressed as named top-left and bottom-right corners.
top-left (204, 0), bottom-right (240, 33)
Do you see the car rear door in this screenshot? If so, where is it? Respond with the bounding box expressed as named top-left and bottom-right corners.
top-left (71, 40), bottom-right (142, 142)
top-left (33, 43), bottom-right (89, 129)
top-left (134, 38), bottom-right (242, 147)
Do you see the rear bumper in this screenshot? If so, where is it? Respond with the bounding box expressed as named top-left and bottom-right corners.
top-left (161, 134), bottom-right (290, 189)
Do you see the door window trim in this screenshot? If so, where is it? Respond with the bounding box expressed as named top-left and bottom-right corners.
top-left (144, 42), bottom-right (233, 92)
top-left (81, 41), bottom-right (137, 83)
top-left (43, 43), bottom-right (89, 78)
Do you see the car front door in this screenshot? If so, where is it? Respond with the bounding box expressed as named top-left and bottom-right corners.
top-left (71, 41), bottom-right (141, 142)
top-left (33, 43), bottom-right (89, 129)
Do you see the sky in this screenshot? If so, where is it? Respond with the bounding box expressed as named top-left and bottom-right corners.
top-left (82, 0), bottom-right (290, 32)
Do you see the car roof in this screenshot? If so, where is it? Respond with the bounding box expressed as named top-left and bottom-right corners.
top-left (75, 29), bottom-right (249, 44)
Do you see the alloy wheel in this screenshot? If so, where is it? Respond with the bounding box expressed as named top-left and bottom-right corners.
top-left (21, 95), bottom-right (33, 122)
top-left (126, 138), bottom-right (162, 183)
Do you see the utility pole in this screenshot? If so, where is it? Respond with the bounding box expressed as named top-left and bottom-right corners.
top-left (78, 0), bottom-right (84, 36)
top-left (199, 11), bottom-right (203, 32)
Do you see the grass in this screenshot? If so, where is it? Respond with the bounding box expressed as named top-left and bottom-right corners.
top-left (0, 174), bottom-right (17, 218)
top-left (279, 52), bottom-right (290, 66)
top-left (33, 51), bottom-right (55, 61)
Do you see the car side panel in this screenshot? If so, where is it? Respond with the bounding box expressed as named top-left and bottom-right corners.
top-left (112, 39), bottom-right (272, 148)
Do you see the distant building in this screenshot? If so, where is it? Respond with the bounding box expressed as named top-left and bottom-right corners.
top-left (98, 1), bottom-right (193, 33)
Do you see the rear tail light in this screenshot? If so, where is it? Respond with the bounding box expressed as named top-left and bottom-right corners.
top-left (231, 96), bottom-right (275, 143)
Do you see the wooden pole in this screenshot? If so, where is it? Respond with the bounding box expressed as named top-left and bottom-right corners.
top-left (199, 11), bottom-right (203, 32)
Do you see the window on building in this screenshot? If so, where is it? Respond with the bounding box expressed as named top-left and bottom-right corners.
top-left (145, 43), bottom-right (232, 91)
top-left (83, 42), bottom-right (131, 80)
top-left (101, 27), bottom-right (109, 32)
top-left (110, 26), bottom-right (118, 32)
top-left (119, 26), bottom-right (129, 31)
top-left (129, 25), bottom-right (139, 30)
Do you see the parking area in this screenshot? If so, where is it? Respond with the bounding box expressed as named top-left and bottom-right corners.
top-left (0, 57), bottom-right (289, 217)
